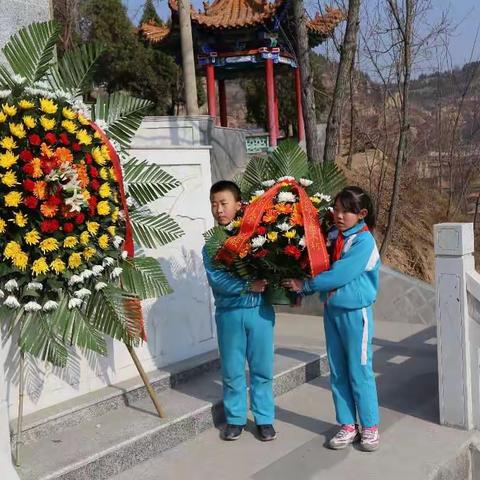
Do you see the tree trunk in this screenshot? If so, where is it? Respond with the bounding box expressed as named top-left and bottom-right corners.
top-left (380, 0), bottom-right (413, 258)
top-left (346, 47), bottom-right (357, 169)
top-left (324, 0), bottom-right (361, 163)
top-left (178, 0), bottom-right (199, 115)
top-left (292, 0), bottom-right (322, 162)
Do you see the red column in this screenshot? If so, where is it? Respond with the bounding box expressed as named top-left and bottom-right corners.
top-left (218, 78), bottom-right (228, 127)
top-left (205, 63), bottom-right (217, 122)
top-left (274, 82), bottom-right (280, 138)
top-left (265, 58), bottom-right (277, 148)
top-left (295, 67), bottom-right (305, 142)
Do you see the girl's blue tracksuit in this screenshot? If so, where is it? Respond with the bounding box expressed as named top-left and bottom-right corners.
top-left (302, 221), bottom-right (380, 427)
top-left (202, 247), bottom-right (275, 426)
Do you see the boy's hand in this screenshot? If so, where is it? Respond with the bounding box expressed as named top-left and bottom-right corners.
top-left (250, 279), bottom-right (268, 293)
top-left (281, 278), bottom-right (304, 293)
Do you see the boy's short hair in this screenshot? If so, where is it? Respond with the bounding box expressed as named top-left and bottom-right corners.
top-left (210, 181), bottom-right (241, 202)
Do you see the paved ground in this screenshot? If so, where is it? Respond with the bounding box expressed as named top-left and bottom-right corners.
top-left (111, 314), bottom-right (473, 480)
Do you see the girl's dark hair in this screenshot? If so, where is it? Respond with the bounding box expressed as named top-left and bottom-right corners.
top-left (334, 186), bottom-right (376, 230)
top-left (210, 181), bottom-right (241, 202)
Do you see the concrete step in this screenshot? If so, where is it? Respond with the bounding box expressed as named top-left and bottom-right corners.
top-left (16, 347), bottom-right (327, 480)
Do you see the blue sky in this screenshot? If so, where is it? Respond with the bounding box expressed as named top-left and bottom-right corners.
top-left (124, 0), bottom-right (480, 71)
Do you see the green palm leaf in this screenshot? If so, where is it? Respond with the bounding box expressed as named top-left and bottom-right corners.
top-left (0, 65), bottom-right (16, 89)
top-left (124, 158), bottom-right (181, 205)
top-left (121, 257), bottom-right (172, 300)
top-left (130, 211), bottom-right (184, 249)
top-left (3, 20), bottom-right (59, 85)
top-left (237, 156), bottom-right (272, 198)
top-left (269, 140), bottom-right (309, 180)
top-left (47, 42), bottom-right (104, 96)
top-left (203, 226), bottom-right (228, 260)
top-left (93, 92), bottom-right (153, 148)
top-left (308, 161), bottom-right (346, 196)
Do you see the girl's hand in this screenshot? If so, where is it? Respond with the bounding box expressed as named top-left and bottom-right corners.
top-left (250, 279), bottom-right (268, 293)
top-left (281, 278), bottom-right (304, 293)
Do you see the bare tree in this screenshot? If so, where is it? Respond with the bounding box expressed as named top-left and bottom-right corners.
top-left (52, 0), bottom-right (81, 54)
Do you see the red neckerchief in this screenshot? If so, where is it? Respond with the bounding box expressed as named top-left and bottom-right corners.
top-left (332, 224), bottom-right (369, 262)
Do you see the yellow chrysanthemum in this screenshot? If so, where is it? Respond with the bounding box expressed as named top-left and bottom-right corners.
top-left (4, 191), bottom-right (22, 207)
top-left (284, 229), bottom-right (297, 239)
top-left (267, 231), bottom-right (278, 242)
top-left (111, 208), bottom-right (119, 222)
top-left (40, 116), bottom-right (55, 131)
top-left (2, 104), bottom-right (17, 116)
top-left (2, 170), bottom-right (17, 187)
top-left (94, 131), bottom-right (102, 139)
top-left (0, 218), bottom-right (6, 234)
top-left (39, 98), bottom-right (58, 115)
top-left (12, 251), bottom-right (28, 271)
top-left (83, 247), bottom-right (96, 260)
top-left (63, 236), bottom-right (78, 248)
top-left (25, 229), bottom-right (41, 245)
top-left (32, 257), bottom-right (49, 276)
top-left (98, 234), bottom-right (109, 250)
top-left (80, 231), bottom-right (90, 245)
top-left (9, 123), bottom-right (26, 139)
top-left (76, 129), bottom-right (92, 145)
top-left (309, 196), bottom-right (321, 205)
top-left (39, 238), bottom-right (60, 253)
top-left (78, 114), bottom-right (90, 126)
top-left (61, 119), bottom-right (77, 134)
top-left (100, 145), bottom-right (110, 159)
top-left (22, 115), bottom-right (36, 129)
top-left (0, 151), bottom-right (18, 169)
top-left (99, 183), bottom-right (111, 198)
top-left (68, 252), bottom-right (82, 269)
top-left (86, 221), bottom-right (99, 235)
top-left (14, 211), bottom-right (27, 227)
top-left (0, 112), bottom-right (7, 123)
top-left (97, 201), bottom-right (110, 216)
top-left (107, 226), bottom-right (116, 237)
top-left (109, 168), bottom-right (117, 181)
top-left (99, 167), bottom-right (109, 180)
top-left (82, 190), bottom-right (90, 201)
top-left (50, 258), bottom-right (66, 274)
top-left (92, 147), bottom-right (106, 165)
top-left (4, 241), bottom-right (21, 259)
top-left (0, 136), bottom-right (17, 150)
top-left (18, 99), bottom-right (34, 109)
top-left (62, 107), bottom-right (76, 120)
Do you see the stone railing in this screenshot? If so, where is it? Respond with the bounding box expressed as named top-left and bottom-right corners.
top-left (434, 223), bottom-right (480, 430)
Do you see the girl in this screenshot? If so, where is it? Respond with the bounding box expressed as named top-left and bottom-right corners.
top-left (282, 186), bottom-right (380, 452)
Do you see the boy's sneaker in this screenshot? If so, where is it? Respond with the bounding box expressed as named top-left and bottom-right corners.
top-left (328, 424), bottom-right (360, 449)
top-left (257, 424), bottom-right (277, 441)
top-left (360, 426), bottom-right (379, 452)
top-left (222, 424), bottom-right (244, 441)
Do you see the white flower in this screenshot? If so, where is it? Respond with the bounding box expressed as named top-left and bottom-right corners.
top-left (314, 193), bottom-right (332, 202)
top-left (276, 222), bottom-right (292, 232)
top-left (225, 221), bottom-right (235, 232)
top-left (277, 176), bottom-right (295, 182)
top-left (95, 282), bottom-right (108, 291)
top-left (68, 298), bottom-right (83, 310)
top-left (251, 236), bottom-right (267, 249)
top-left (126, 197), bottom-right (134, 207)
top-left (118, 211), bottom-right (126, 220)
top-left (92, 265), bottom-right (104, 276)
top-left (261, 180), bottom-right (275, 187)
top-left (24, 301), bottom-right (42, 312)
top-left (113, 236), bottom-right (124, 248)
top-left (68, 275), bottom-right (83, 286)
top-left (102, 257), bottom-right (115, 267)
top-left (27, 282), bottom-right (43, 291)
top-left (81, 270), bottom-right (94, 280)
top-left (253, 190), bottom-right (265, 197)
top-left (328, 206), bottom-right (334, 213)
top-left (277, 191), bottom-right (296, 203)
top-left (111, 267), bottom-right (123, 279)
top-left (299, 178), bottom-right (313, 187)
top-left (43, 301), bottom-right (58, 312)
top-left (5, 279), bottom-right (18, 292)
top-left (4, 295), bottom-right (20, 309)
top-left (0, 290), bottom-right (4, 299)
top-left (74, 288), bottom-right (92, 299)
top-left (121, 251), bottom-right (128, 260)
top-left (299, 236), bottom-right (306, 248)
top-left (0, 90), bottom-right (12, 99)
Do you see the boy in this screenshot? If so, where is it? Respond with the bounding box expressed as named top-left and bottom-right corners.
top-left (202, 180), bottom-right (276, 441)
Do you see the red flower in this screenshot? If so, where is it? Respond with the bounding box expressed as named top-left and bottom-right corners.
top-left (23, 179), bottom-right (35, 192)
top-left (22, 163), bottom-right (34, 176)
top-left (41, 159), bottom-right (55, 174)
top-left (59, 133), bottom-right (70, 145)
top-left (256, 226), bottom-right (267, 235)
top-left (28, 134), bottom-right (41, 146)
top-left (47, 195), bottom-right (62, 206)
top-left (45, 132), bottom-right (57, 145)
top-left (88, 196), bottom-right (98, 215)
top-left (24, 196), bottom-right (39, 209)
top-left (20, 150), bottom-right (33, 162)
top-left (75, 213), bottom-right (85, 225)
top-left (253, 249), bottom-right (268, 258)
top-left (63, 222), bottom-right (74, 233)
top-left (89, 166), bottom-right (98, 177)
top-left (85, 153), bottom-right (92, 164)
top-left (72, 143), bottom-right (81, 152)
top-left (284, 245), bottom-right (302, 260)
top-left (40, 219), bottom-right (60, 233)
top-left (90, 179), bottom-right (100, 190)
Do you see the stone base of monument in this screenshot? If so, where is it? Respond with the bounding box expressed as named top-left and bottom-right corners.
top-left (14, 340), bottom-right (327, 479)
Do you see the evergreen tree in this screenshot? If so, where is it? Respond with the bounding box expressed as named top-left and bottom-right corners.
top-left (139, 0), bottom-right (162, 26)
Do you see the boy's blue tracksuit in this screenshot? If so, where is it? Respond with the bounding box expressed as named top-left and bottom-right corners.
top-left (202, 247), bottom-right (275, 426)
top-left (302, 221), bottom-right (380, 427)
